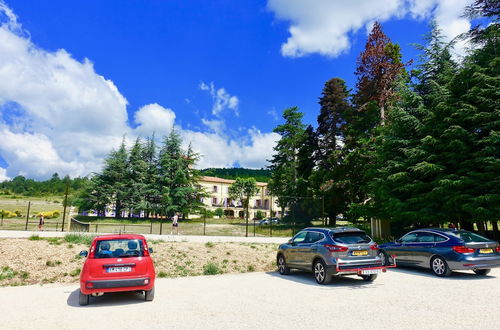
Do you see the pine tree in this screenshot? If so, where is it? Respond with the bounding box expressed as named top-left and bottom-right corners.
top-left (268, 107), bottom-right (306, 219)
top-left (354, 22), bottom-right (405, 125)
top-left (142, 135), bottom-right (161, 218)
top-left (101, 138), bottom-right (128, 218)
top-left (126, 137), bottom-right (148, 217)
top-left (158, 130), bottom-right (199, 217)
top-left (315, 78), bottom-right (353, 225)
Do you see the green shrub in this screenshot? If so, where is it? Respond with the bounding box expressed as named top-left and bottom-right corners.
top-left (203, 263), bottom-right (221, 275)
top-left (205, 241), bottom-right (215, 248)
top-left (255, 210), bottom-right (265, 220)
top-left (69, 268), bottom-right (81, 277)
top-left (29, 235), bottom-right (41, 241)
top-left (0, 266), bottom-right (17, 280)
top-left (157, 271), bottom-right (168, 278)
top-left (247, 265), bottom-right (255, 272)
top-left (214, 208), bottom-right (224, 218)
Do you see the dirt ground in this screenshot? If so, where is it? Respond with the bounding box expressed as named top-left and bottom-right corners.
top-left (0, 238), bottom-right (278, 286)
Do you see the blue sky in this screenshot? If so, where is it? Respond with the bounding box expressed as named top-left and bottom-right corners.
top-left (0, 0), bottom-right (475, 180)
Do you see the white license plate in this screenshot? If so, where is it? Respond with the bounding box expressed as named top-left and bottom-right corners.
top-left (361, 269), bottom-right (381, 275)
top-left (107, 266), bottom-right (132, 273)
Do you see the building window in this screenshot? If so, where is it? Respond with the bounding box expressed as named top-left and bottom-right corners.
top-left (213, 185), bottom-right (218, 193)
top-left (212, 197), bottom-right (218, 205)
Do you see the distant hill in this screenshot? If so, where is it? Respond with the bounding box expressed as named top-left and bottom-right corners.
top-left (200, 168), bottom-right (272, 182)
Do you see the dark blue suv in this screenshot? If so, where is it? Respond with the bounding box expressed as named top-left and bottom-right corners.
top-left (277, 227), bottom-right (387, 284)
top-left (378, 229), bottom-right (500, 277)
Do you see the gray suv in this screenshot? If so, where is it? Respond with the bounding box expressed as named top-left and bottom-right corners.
top-left (277, 227), bottom-right (386, 284)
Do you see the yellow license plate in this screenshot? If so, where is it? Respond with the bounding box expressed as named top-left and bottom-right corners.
top-left (479, 248), bottom-right (493, 254)
top-left (352, 250), bottom-right (368, 256)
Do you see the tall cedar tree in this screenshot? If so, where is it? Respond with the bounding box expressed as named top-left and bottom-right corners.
top-left (355, 22), bottom-right (405, 125)
top-left (268, 107), bottom-right (306, 220)
top-left (343, 23), bottom-right (405, 222)
top-left (143, 135), bottom-right (162, 217)
top-left (294, 125), bottom-right (319, 225)
top-left (125, 137), bottom-right (148, 216)
top-left (315, 78), bottom-right (353, 225)
top-left (158, 130), bottom-right (199, 217)
top-left (101, 138), bottom-right (128, 218)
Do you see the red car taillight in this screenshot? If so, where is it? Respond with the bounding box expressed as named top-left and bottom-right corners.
top-left (88, 241), bottom-right (97, 258)
top-left (143, 240), bottom-right (150, 256)
top-left (324, 244), bottom-right (348, 252)
top-left (370, 244), bottom-right (378, 250)
top-left (496, 246), bottom-right (500, 253)
top-left (452, 246), bottom-right (475, 253)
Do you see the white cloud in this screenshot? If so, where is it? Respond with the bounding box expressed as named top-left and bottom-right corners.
top-left (134, 103), bottom-right (176, 137)
top-left (267, 108), bottom-right (279, 121)
top-left (199, 81), bottom-right (239, 117)
top-left (182, 128), bottom-right (280, 169)
top-left (268, 0), bottom-right (474, 58)
top-left (0, 167), bottom-right (9, 182)
top-left (0, 2), bottom-right (277, 179)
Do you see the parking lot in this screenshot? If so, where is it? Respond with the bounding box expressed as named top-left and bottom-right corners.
top-left (0, 268), bottom-right (498, 330)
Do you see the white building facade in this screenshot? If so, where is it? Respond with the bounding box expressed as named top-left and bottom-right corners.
top-left (198, 176), bottom-right (282, 219)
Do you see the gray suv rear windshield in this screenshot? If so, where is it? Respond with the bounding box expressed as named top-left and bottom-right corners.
top-left (331, 232), bottom-right (371, 244)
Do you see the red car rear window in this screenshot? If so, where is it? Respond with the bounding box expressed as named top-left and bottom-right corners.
top-left (95, 239), bottom-right (144, 258)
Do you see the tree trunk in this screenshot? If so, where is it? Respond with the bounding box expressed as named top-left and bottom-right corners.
top-left (477, 221), bottom-right (486, 236)
top-left (459, 218), bottom-right (473, 231)
top-left (327, 211), bottom-right (337, 227)
top-left (491, 220), bottom-right (499, 241)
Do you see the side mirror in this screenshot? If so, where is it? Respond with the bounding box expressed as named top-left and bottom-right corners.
top-left (79, 250), bottom-right (88, 257)
top-left (395, 239), bottom-right (402, 244)
top-left (148, 248), bottom-right (154, 254)
top-left (288, 239), bottom-right (293, 244)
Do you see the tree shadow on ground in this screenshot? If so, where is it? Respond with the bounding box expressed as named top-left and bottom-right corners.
top-left (265, 271), bottom-right (381, 290)
top-left (67, 289), bottom-right (150, 308)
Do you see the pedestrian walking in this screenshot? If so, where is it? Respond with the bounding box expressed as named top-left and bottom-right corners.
top-left (171, 212), bottom-right (179, 235)
top-left (38, 213), bottom-right (44, 231)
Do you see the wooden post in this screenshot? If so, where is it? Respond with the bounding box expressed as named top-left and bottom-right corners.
top-left (61, 181), bottom-right (69, 232)
top-left (25, 201), bottom-right (31, 231)
top-left (203, 210), bottom-right (206, 236)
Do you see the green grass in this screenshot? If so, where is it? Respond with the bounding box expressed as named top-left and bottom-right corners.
top-left (203, 262), bottom-right (222, 275)
top-left (205, 241), bottom-right (215, 248)
top-left (29, 235), bottom-right (41, 240)
top-left (64, 233), bottom-right (94, 246)
top-left (69, 268), bottom-right (81, 277)
top-left (0, 266), bottom-right (17, 280)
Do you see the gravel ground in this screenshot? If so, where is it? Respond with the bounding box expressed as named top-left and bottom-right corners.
top-left (0, 268), bottom-right (498, 330)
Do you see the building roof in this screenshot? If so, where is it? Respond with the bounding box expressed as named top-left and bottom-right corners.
top-left (200, 176), bottom-right (268, 187)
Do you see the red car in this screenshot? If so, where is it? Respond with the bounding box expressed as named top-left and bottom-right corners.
top-left (78, 234), bottom-right (156, 305)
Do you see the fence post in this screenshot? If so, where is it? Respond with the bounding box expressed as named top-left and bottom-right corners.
top-left (95, 224), bottom-right (98, 233)
top-left (25, 201), bottom-right (31, 231)
top-left (61, 181), bottom-right (69, 232)
top-left (56, 222), bottom-right (59, 231)
top-left (203, 211), bottom-right (206, 236)
top-left (150, 220), bottom-right (153, 234)
top-left (1, 212), bottom-right (3, 226)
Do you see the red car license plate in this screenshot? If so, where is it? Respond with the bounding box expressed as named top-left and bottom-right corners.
top-left (107, 266), bottom-right (132, 273)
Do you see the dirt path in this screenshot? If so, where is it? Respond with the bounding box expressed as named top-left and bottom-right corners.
top-left (0, 269), bottom-right (498, 329)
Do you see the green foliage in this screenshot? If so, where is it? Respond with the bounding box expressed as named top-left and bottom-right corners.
top-left (202, 262), bottom-right (221, 275)
top-left (214, 208), bottom-right (224, 218)
top-left (200, 168), bottom-right (271, 182)
top-left (229, 177), bottom-right (259, 236)
top-left (64, 234), bottom-right (95, 246)
top-left (255, 210), bottom-right (265, 220)
top-left (0, 173), bottom-right (89, 197)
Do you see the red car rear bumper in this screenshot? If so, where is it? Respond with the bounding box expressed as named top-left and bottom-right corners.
top-left (80, 277), bottom-right (154, 295)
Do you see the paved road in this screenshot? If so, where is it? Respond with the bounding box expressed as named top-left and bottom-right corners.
top-left (0, 230), bottom-right (287, 244)
top-left (0, 268), bottom-right (498, 330)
